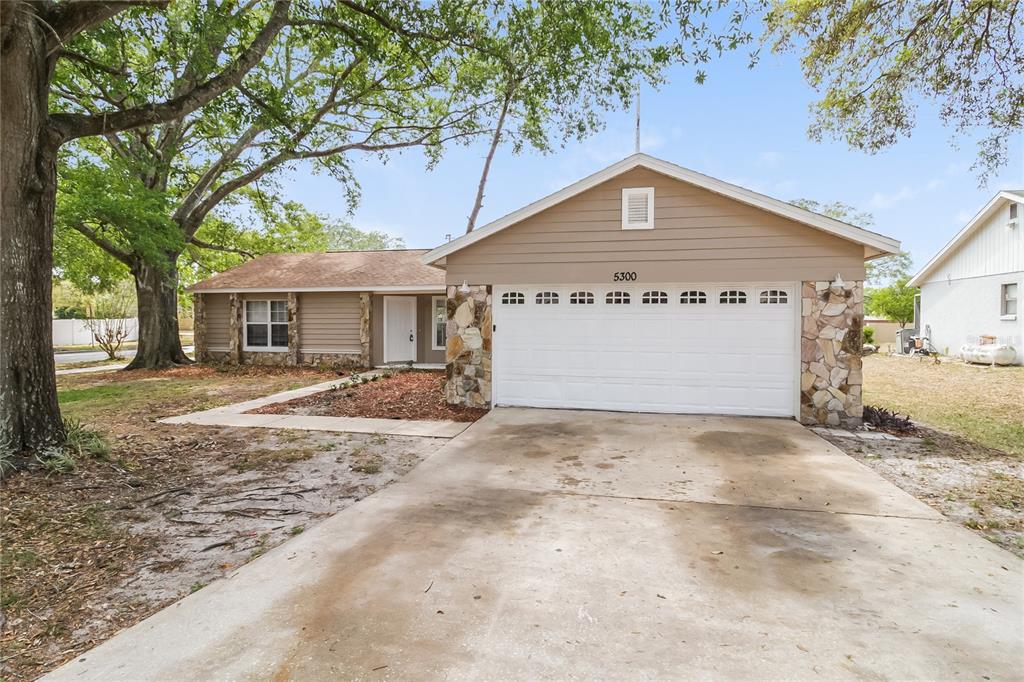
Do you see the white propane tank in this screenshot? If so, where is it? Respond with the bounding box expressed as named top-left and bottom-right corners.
top-left (959, 343), bottom-right (1018, 365)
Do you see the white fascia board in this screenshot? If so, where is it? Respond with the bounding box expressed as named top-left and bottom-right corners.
top-left (421, 152), bottom-right (901, 265)
top-left (908, 191), bottom-right (1017, 287)
top-left (190, 285), bottom-right (444, 294)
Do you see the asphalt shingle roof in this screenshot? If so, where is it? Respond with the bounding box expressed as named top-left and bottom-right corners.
top-left (190, 249), bottom-right (445, 291)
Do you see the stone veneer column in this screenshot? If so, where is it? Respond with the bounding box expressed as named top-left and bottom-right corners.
top-left (228, 292), bottom-right (242, 365)
top-left (287, 292), bottom-right (300, 366)
top-left (444, 284), bottom-right (491, 407)
top-left (192, 293), bottom-right (208, 361)
top-left (359, 292), bottom-right (371, 367)
top-left (800, 279), bottom-right (864, 427)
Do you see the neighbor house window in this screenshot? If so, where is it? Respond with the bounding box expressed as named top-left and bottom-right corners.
top-left (501, 292), bottom-right (525, 304)
top-left (536, 291), bottom-right (559, 304)
top-left (570, 291), bottom-right (595, 304)
top-left (621, 187), bottom-right (654, 229)
top-left (641, 290), bottom-right (668, 304)
top-left (680, 290), bottom-right (707, 304)
top-left (1002, 283), bottom-right (1018, 317)
top-left (759, 289), bottom-right (788, 304)
top-left (432, 296), bottom-right (446, 350)
top-left (719, 290), bottom-right (747, 304)
top-left (245, 299), bottom-right (288, 350)
top-left (606, 291), bottom-right (631, 304)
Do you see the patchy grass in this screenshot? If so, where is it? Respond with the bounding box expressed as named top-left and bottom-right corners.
top-left (1, 363), bottom-right (443, 682)
top-left (862, 354), bottom-right (1024, 456)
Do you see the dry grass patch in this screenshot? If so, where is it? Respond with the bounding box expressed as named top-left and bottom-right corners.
top-left (862, 354), bottom-right (1024, 455)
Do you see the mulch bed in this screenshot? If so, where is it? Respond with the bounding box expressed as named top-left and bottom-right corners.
top-left (251, 370), bottom-right (488, 423)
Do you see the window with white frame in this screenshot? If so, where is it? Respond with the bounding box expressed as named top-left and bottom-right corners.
top-left (536, 291), bottom-right (559, 304)
top-left (641, 290), bottom-right (668, 304)
top-left (759, 289), bottom-right (788, 304)
top-left (680, 290), bottom-right (707, 304)
top-left (432, 296), bottom-right (447, 350)
top-left (501, 292), bottom-right (525, 304)
top-left (1002, 283), bottom-right (1018, 317)
top-left (569, 291), bottom-right (595, 304)
top-left (606, 291), bottom-right (631, 304)
top-left (245, 299), bottom-right (288, 350)
top-left (621, 187), bottom-right (654, 229)
top-left (719, 290), bottom-right (747, 304)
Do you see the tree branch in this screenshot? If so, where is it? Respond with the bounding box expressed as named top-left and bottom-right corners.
top-left (189, 236), bottom-right (254, 259)
top-left (71, 222), bottom-right (132, 266)
top-left (49, 0), bottom-right (291, 142)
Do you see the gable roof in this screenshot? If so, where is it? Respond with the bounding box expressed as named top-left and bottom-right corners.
top-left (422, 153), bottom-right (901, 266)
top-left (190, 249), bottom-right (445, 292)
top-left (908, 190), bottom-right (1023, 287)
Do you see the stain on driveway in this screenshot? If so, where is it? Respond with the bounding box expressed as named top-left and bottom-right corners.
top-left (46, 409), bottom-right (1022, 682)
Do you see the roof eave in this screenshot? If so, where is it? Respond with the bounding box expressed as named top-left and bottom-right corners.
top-left (908, 191), bottom-right (1018, 287)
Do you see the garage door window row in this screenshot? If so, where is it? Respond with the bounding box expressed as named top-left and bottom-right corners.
top-left (500, 288), bottom-right (790, 307)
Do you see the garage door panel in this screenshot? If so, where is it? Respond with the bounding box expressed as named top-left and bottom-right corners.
top-left (493, 283), bottom-right (796, 416)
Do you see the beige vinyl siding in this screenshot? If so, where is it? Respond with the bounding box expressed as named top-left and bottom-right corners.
top-left (445, 168), bottom-right (867, 284)
top-left (298, 292), bottom-right (361, 353)
top-left (204, 293), bottom-right (231, 349)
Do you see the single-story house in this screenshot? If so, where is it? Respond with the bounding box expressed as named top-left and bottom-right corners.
top-left (908, 190), bottom-right (1022, 363)
top-left (191, 249), bottom-right (446, 367)
top-left (192, 153), bottom-right (901, 426)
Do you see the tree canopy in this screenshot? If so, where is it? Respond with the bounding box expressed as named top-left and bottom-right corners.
top-left (866, 276), bottom-right (918, 327)
top-left (766, 0), bottom-right (1023, 183)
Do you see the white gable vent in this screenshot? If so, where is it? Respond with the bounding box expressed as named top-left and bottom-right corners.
top-left (1008, 202), bottom-right (1019, 229)
top-left (622, 187), bottom-right (654, 229)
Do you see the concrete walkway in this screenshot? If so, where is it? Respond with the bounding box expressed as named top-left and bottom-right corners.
top-left (160, 372), bottom-right (472, 438)
top-left (55, 363), bottom-right (127, 376)
top-left (46, 409), bottom-right (1021, 681)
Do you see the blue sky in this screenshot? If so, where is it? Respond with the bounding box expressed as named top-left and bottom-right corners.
top-left (280, 47), bottom-right (1024, 273)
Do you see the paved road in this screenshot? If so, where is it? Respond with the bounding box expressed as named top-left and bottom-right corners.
top-left (45, 409), bottom-right (1022, 681)
top-left (54, 347), bottom-right (193, 365)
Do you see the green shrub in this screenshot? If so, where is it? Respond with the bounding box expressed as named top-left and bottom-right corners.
top-left (863, 327), bottom-right (875, 345)
top-left (63, 418), bottom-right (110, 460)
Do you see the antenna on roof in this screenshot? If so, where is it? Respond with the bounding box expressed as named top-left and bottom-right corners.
top-left (634, 85), bottom-right (641, 154)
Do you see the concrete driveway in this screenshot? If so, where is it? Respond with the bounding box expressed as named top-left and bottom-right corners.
top-left (47, 409), bottom-right (1022, 681)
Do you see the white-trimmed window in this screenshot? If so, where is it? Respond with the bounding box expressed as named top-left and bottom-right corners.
top-left (621, 187), bottom-right (654, 229)
top-left (719, 290), bottom-right (747, 304)
top-left (1001, 283), bottom-right (1018, 318)
top-left (432, 296), bottom-right (447, 350)
top-left (501, 292), bottom-right (525, 305)
top-left (569, 291), bottom-right (595, 304)
top-left (245, 299), bottom-right (288, 351)
top-left (606, 291), bottom-right (631, 304)
top-left (641, 290), bottom-right (668, 304)
top-left (536, 291), bottom-right (559, 304)
top-left (759, 289), bottom-right (788, 304)
top-left (680, 290), bottom-right (707, 304)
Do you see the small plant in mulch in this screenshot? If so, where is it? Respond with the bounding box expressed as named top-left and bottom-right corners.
top-left (863, 405), bottom-right (915, 434)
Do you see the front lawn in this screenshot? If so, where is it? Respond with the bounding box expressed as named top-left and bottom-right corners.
top-left (861, 354), bottom-right (1024, 456)
top-left (1, 364), bottom-right (444, 681)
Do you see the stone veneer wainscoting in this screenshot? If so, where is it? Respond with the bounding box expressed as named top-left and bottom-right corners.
top-left (444, 285), bottom-right (492, 408)
top-left (799, 279), bottom-right (864, 427)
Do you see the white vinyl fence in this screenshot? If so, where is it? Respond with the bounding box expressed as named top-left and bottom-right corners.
top-left (53, 318), bottom-right (138, 347)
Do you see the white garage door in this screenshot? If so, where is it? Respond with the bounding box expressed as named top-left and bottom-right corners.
top-left (493, 284), bottom-right (797, 417)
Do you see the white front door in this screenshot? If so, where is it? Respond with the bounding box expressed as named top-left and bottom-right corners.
top-left (384, 296), bottom-right (417, 363)
top-left (492, 284), bottom-right (797, 417)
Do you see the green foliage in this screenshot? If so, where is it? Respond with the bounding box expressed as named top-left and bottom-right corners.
top-left (863, 327), bottom-right (875, 345)
top-left (766, 1), bottom-right (1024, 182)
top-left (866, 276), bottom-right (918, 327)
top-left (789, 198), bottom-right (874, 228)
top-left (865, 252), bottom-right (914, 288)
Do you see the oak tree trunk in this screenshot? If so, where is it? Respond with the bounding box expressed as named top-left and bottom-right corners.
top-left (126, 258), bottom-right (192, 369)
top-left (0, 6), bottom-right (66, 452)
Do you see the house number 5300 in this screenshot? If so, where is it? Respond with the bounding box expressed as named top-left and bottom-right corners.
top-left (612, 271), bottom-right (637, 282)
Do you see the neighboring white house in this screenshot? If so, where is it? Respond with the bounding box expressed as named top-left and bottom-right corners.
top-left (909, 190), bottom-right (1023, 364)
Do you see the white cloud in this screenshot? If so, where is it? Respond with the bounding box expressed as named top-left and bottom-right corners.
top-left (867, 185), bottom-right (916, 210)
top-left (757, 151), bottom-right (785, 167)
